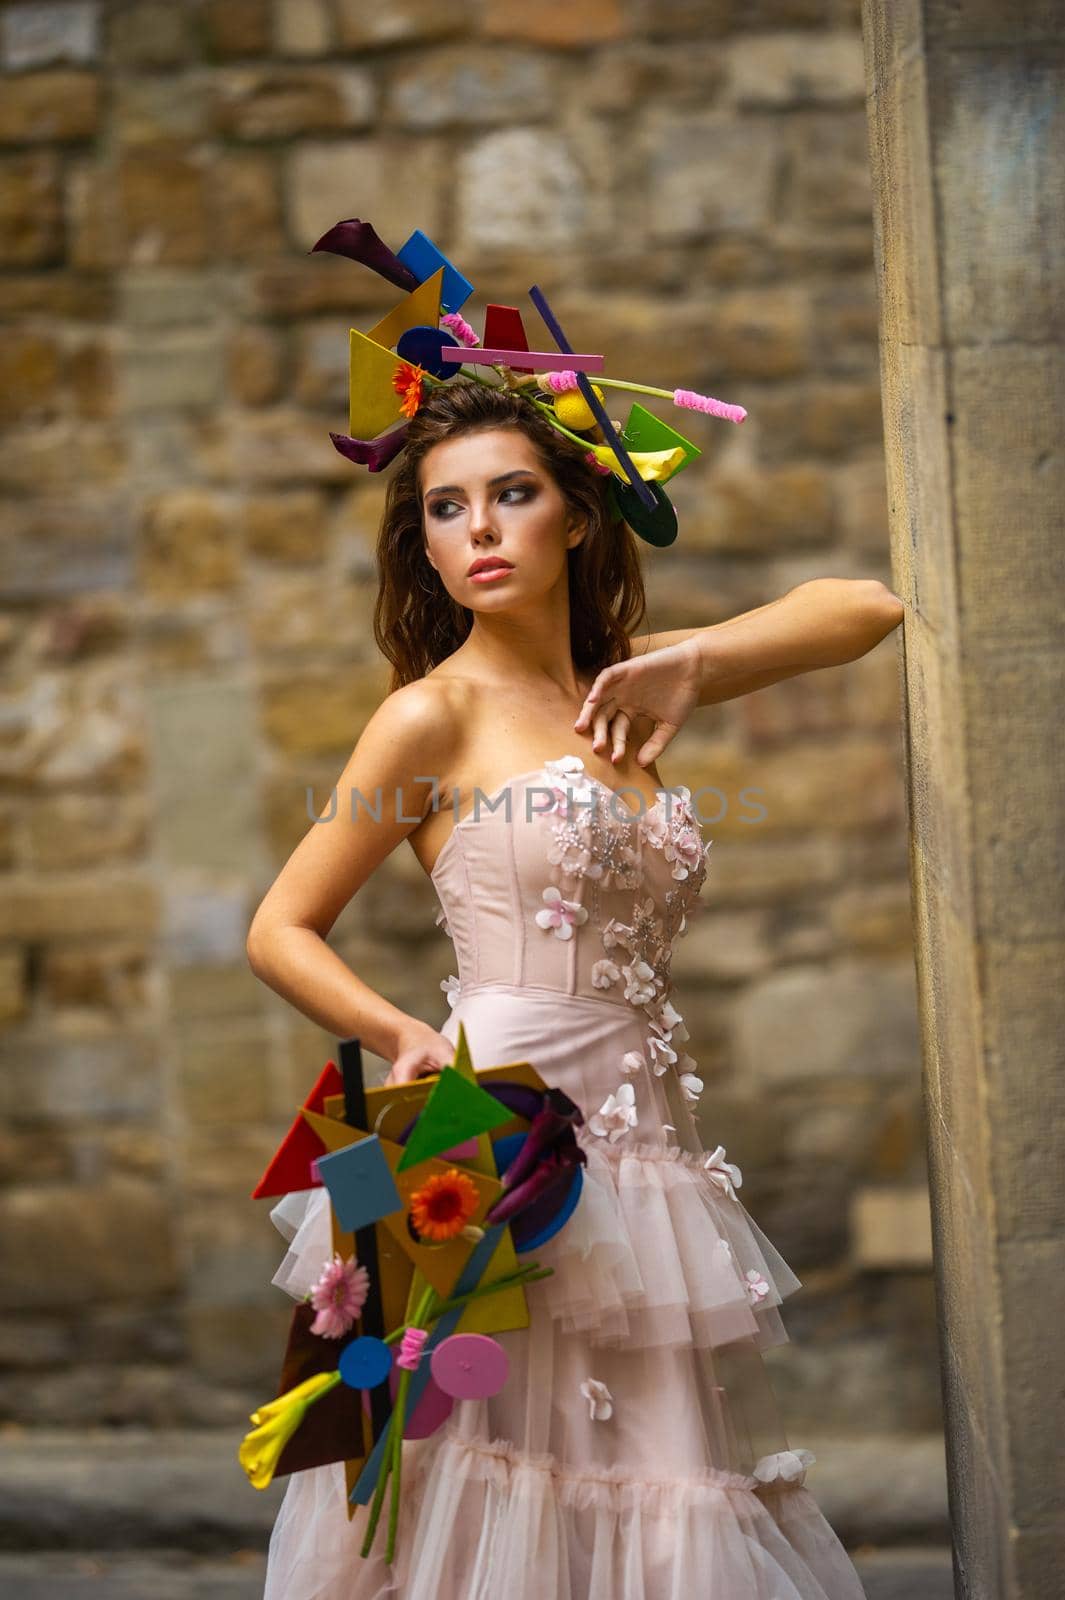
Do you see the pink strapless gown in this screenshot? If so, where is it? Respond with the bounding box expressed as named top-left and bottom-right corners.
top-left (262, 754), bottom-right (867, 1598)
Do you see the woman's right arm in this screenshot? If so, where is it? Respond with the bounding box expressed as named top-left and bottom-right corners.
top-left (245, 680), bottom-right (458, 1086)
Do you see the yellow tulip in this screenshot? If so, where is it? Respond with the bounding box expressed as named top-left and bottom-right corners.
top-left (238, 1370), bottom-right (340, 1489)
top-left (590, 443), bottom-right (687, 483)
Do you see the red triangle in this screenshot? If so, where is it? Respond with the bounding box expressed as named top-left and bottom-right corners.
top-left (251, 1059), bottom-right (344, 1199)
top-left (482, 304), bottom-right (533, 374)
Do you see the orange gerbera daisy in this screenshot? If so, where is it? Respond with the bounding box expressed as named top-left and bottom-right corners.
top-left (408, 1167), bottom-right (480, 1242)
top-left (392, 361), bottom-right (425, 420)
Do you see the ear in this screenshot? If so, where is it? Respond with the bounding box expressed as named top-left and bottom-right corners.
top-left (566, 516), bottom-right (588, 552)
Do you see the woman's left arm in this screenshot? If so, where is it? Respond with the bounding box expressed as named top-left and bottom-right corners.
top-left (574, 579), bottom-right (906, 768)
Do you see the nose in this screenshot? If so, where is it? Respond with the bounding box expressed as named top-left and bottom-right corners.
top-left (467, 497), bottom-right (500, 543)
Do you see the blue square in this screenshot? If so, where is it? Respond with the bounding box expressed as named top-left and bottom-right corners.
top-left (316, 1135), bottom-right (403, 1233)
top-left (397, 230), bottom-right (475, 315)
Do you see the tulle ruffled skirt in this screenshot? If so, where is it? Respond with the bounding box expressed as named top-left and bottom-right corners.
top-left (261, 989), bottom-right (867, 1598)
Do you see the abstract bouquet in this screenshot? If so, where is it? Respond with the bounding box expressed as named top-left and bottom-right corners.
top-left (238, 1022), bottom-right (587, 1565)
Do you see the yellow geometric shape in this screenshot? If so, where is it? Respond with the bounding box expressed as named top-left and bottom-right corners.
top-left (348, 329), bottom-right (425, 439)
top-left (367, 266), bottom-right (445, 352)
top-left (301, 1107), bottom-right (531, 1336)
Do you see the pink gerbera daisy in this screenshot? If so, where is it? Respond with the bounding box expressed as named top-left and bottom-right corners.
top-left (308, 1252), bottom-right (371, 1339)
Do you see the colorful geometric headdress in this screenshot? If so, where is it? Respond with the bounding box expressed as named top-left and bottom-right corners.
top-left (312, 218), bottom-right (747, 549)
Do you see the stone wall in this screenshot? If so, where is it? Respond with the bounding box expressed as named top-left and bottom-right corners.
top-left (0, 0), bottom-right (938, 1438)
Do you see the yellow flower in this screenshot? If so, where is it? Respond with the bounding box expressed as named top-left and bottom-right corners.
top-left (590, 443), bottom-right (687, 483)
top-left (238, 1370), bottom-right (340, 1489)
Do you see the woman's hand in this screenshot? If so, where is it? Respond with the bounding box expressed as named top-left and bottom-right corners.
top-left (574, 638), bottom-right (703, 768)
top-left (384, 1020), bottom-right (456, 1088)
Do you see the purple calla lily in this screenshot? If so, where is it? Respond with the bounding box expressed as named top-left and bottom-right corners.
top-left (330, 424), bottom-right (409, 472)
top-left (309, 219), bottom-right (420, 294)
top-left (497, 1087), bottom-right (585, 1191)
top-left (484, 1143), bottom-right (585, 1227)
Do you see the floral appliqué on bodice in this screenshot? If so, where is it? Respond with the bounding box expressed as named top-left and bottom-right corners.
top-left (534, 755), bottom-right (712, 1125)
top-left (437, 753), bottom-right (714, 1139)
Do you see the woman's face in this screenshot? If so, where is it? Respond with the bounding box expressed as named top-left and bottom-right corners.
top-left (418, 427), bottom-right (586, 606)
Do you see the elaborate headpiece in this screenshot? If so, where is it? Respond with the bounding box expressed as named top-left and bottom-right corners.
top-left (312, 219), bottom-right (746, 549)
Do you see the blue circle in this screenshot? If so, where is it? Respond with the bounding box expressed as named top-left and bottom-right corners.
top-left (338, 1335), bottom-right (393, 1390)
top-left (492, 1132), bottom-right (584, 1252)
top-left (396, 324), bottom-right (462, 380)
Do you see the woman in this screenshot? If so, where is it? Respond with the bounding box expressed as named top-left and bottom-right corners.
top-left (248, 377), bottom-right (903, 1597)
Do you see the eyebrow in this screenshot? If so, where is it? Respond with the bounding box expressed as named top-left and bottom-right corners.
top-left (423, 469), bottom-right (540, 503)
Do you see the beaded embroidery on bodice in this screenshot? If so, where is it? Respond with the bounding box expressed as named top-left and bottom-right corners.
top-left (430, 752), bottom-right (714, 1114)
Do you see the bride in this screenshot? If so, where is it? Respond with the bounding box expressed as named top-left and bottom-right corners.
top-left (246, 374), bottom-right (902, 1598)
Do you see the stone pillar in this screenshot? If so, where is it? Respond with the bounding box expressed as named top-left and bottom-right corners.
top-left (861, 5), bottom-right (1064, 1595)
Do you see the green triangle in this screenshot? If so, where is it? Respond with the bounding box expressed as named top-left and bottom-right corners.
top-left (620, 402), bottom-right (701, 481)
top-left (395, 1062), bottom-right (513, 1172)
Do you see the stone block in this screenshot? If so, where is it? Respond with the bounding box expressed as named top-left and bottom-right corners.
top-left (211, 67), bottom-right (374, 139)
top-left (0, 151), bottom-right (61, 266)
top-left (184, 1301), bottom-right (291, 1385)
top-left (121, 272), bottom-right (217, 331)
top-left (275, 0), bottom-right (334, 55)
top-left (931, 47), bottom-right (1063, 346)
top-left (787, 109), bottom-right (874, 226)
top-left (734, 958), bottom-right (920, 1085)
top-left (0, 69), bottom-right (100, 142)
top-left (852, 1185), bottom-right (934, 1268)
top-left (0, 271), bottom-right (112, 319)
top-left (208, 152), bottom-right (284, 261)
top-left (108, 0), bottom-right (197, 67)
top-left (122, 330), bottom-right (224, 413)
top-left (117, 149), bottom-right (209, 267)
top-left (670, 907), bottom-right (774, 983)
top-left (643, 111), bottom-right (778, 239)
top-left (754, 380), bottom-right (884, 460)
top-left (226, 324), bottom-right (284, 407)
top-left (952, 343), bottom-right (1063, 649)
top-left (204, 0), bottom-right (271, 57)
top-left (0, 878), bottom-right (158, 942)
top-left (387, 47), bottom-right (553, 128)
top-left (163, 886), bottom-right (253, 969)
top-left (169, 963), bottom-right (264, 1022)
top-left (723, 30), bottom-right (865, 109)
top-left (0, 499), bottom-right (132, 600)
top-left (833, 452), bottom-right (889, 551)
top-left (39, 940), bottom-right (152, 1014)
top-left (715, 285), bottom-right (813, 380)
top-left (248, 572), bottom-right (369, 658)
top-left (458, 126), bottom-right (600, 250)
top-left (175, 1026), bottom-right (273, 1126)
top-left (258, 662), bottom-right (387, 757)
top-left (482, 0), bottom-right (625, 43)
top-left (0, 949), bottom-right (27, 1026)
top-left (285, 138), bottom-right (444, 252)
top-left (113, 74), bottom-right (210, 145)
top-left (0, 1178), bottom-right (178, 1308)
top-left (0, 330), bottom-right (62, 423)
top-left (1, 2), bottom-right (99, 68)
top-left (241, 489), bottom-right (326, 563)
top-left (139, 489), bottom-right (239, 596)
top-left (683, 463), bottom-right (833, 553)
top-left (334, 0), bottom-right (465, 48)
top-left (145, 678), bottom-right (266, 876)
top-left (195, 409), bottom-right (355, 485)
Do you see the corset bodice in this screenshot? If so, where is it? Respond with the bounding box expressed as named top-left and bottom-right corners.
top-left (431, 752), bottom-right (712, 1023)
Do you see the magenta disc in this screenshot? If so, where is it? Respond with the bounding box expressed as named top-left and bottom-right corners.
top-left (360, 1365), bottom-right (454, 1439)
top-left (430, 1333), bottom-right (509, 1400)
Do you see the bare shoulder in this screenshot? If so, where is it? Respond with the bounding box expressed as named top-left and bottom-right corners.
top-left (353, 674), bottom-right (468, 816)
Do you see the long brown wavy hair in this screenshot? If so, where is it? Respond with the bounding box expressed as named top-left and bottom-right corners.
top-left (372, 379), bottom-right (648, 691)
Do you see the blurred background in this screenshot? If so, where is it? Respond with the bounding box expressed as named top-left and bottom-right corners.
top-left (0, 0), bottom-right (950, 1594)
